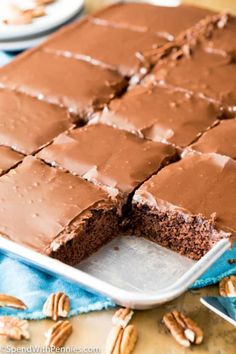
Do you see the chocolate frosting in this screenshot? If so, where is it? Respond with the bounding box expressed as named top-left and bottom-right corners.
top-left (37, 123), bottom-right (176, 194)
top-left (0, 156), bottom-right (113, 252)
top-left (96, 84), bottom-right (220, 148)
top-left (0, 88), bottom-right (73, 155)
top-left (153, 46), bottom-right (236, 114)
top-left (189, 118), bottom-right (236, 159)
top-left (202, 15), bottom-right (236, 60)
top-left (0, 50), bottom-right (127, 119)
top-left (92, 3), bottom-right (214, 38)
top-left (133, 153), bottom-right (236, 234)
top-left (0, 146), bottom-right (23, 175)
top-left (44, 19), bottom-right (166, 77)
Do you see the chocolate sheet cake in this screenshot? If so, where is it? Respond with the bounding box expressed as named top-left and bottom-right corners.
top-left (131, 153), bottom-right (236, 260)
top-left (187, 119), bottom-right (236, 159)
top-left (94, 84), bottom-right (221, 148)
top-left (37, 124), bottom-right (177, 199)
top-left (0, 2), bottom-right (235, 264)
top-left (0, 88), bottom-right (73, 154)
top-left (0, 50), bottom-right (127, 119)
top-left (0, 156), bottom-right (119, 265)
top-left (43, 19), bottom-right (166, 79)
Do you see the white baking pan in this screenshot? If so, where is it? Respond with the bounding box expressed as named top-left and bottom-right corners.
top-left (0, 235), bottom-right (230, 309)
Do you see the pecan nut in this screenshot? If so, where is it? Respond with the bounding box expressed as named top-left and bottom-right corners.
top-left (112, 308), bottom-right (134, 328)
top-left (0, 294), bottom-right (27, 310)
top-left (43, 292), bottom-right (70, 321)
top-left (45, 320), bottom-right (72, 348)
top-left (106, 324), bottom-right (138, 354)
top-left (163, 310), bottom-right (203, 347)
top-left (219, 275), bottom-right (236, 297)
top-left (0, 317), bottom-right (30, 340)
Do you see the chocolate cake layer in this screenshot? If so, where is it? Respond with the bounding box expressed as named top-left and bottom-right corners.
top-left (0, 156), bottom-right (119, 265)
top-left (38, 123), bottom-right (177, 197)
top-left (131, 153), bottom-right (236, 259)
top-left (0, 88), bottom-right (73, 155)
top-left (95, 84), bottom-right (220, 148)
top-left (0, 50), bottom-right (127, 119)
top-left (187, 118), bottom-right (236, 159)
top-left (92, 3), bottom-right (214, 38)
top-left (44, 19), bottom-right (166, 78)
top-left (151, 45), bottom-right (236, 115)
top-left (0, 146), bottom-right (23, 176)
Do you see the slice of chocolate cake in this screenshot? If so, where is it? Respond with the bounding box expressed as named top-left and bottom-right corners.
top-left (0, 156), bottom-right (119, 265)
top-left (131, 153), bottom-right (236, 260)
top-left (186, 118), bottom-right (236, 159)
top-left (151, 45), bottom-right (236, 116)
top-left (94, 84), bottom-right (221, 148)
top-left (91, 3), bottom-right (214, 38)
top-left (43, 19), bottom-right (166, 79)
top-left (0, 50), bottom-right (127, 120)
top-left (0, 88), bottom-right (74, 155)
top-left (37, 124), bottom-right (177, 202)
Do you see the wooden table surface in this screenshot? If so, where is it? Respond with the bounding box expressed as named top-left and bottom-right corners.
top-left (1, 1), bottom-right (235, 353)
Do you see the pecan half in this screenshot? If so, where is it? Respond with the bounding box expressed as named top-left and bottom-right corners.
top-left (106, 324), bottom-right (138, 354)
top-left (219, 275), bottom-right (236, 297)
top-left (112, 308), bottom-right (134, 328)
top-left (0, 317), bottom-right (30, 340)
top-left (0, 294), bottom-right (27, 310)
top-left (23, 6), bottom-right (45, 19)
top-left (120, 325), bottom-right (138, 354)
top-left (45, 320), bottom-right (72, 348)
top-left (163, 311), bottom-right (203, 347)
top-left (43, 292), bottom-right (70, 321)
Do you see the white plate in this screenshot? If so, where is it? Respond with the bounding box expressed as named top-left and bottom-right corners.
top-left (0, 32), bottom-right (49, 51)
top-left (0, 0), bottom-right (84, 41)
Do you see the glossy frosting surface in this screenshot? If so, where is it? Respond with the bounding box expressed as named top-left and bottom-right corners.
top-left (38, 124), bottom-right (176, 193)
top-left (44, 19), bottom-right (166, 77)
top-left (92, 3), bottom-right (213, 37)
top-left (190, 118), bottom-right (236, 159)
top-left (153, 46), bottom-right (236, 112)
top-left (0, 88), bottom-right (73, 154)
top-left (0, 146), bottom-right (23, 175)
top-left (97, 85), bottom-right (220, 147)
top-left (0, 50), bottom-right (127, 118)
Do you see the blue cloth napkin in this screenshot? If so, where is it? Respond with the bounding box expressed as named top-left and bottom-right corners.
top-left (0, 51), bottom-right (235, 319)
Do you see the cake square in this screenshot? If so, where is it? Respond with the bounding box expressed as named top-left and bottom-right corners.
top-left (0, 156), bottom-right (119, 265)
top-left (92, 3), bottom-right (213, 38)
top-left (44, 19), bottom-right (166, 78)
top-left (0, 88), bottom-right (74, 154)
top-left (187, 118), bottom-right (236, 159)
top-left (0, 50), bottom-right (127, 120)
top-left (0, 146), bottom-right (23, 176)
top-left (37, 123), bottom-right (177, 198)
top-left (95, 84), bottom-right (220, 148)
top-left (131, 153), bottom-right (236, 260)
top-left (152, 46), bottom-right (236, 116)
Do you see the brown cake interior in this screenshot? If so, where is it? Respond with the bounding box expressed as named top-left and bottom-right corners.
top-left (130, 204), bottom-right (230, 260)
